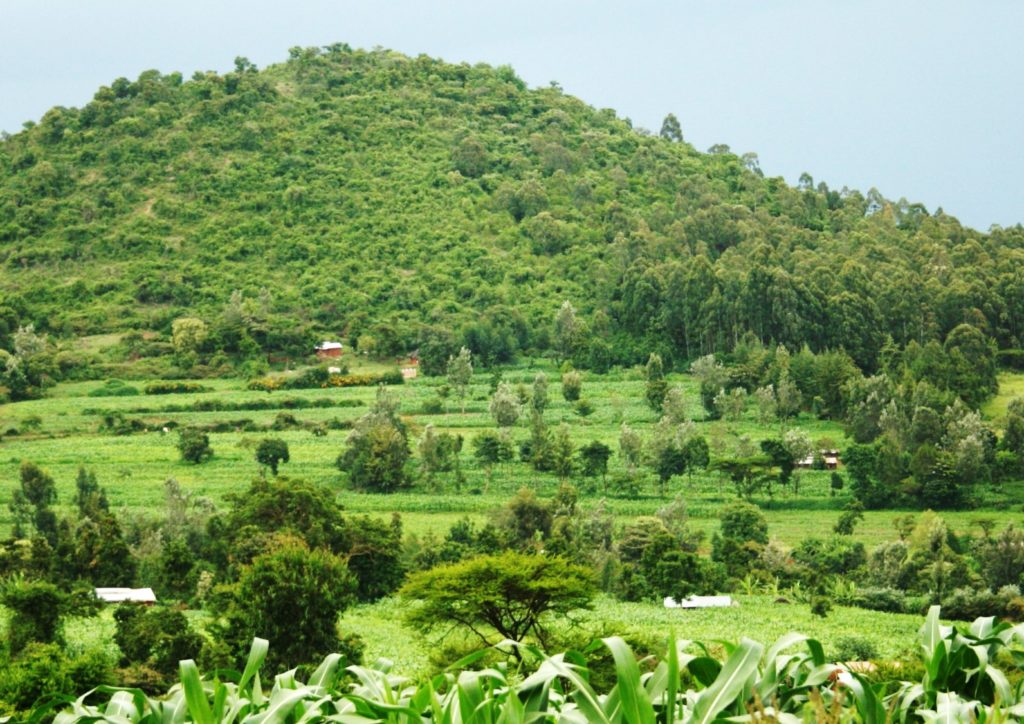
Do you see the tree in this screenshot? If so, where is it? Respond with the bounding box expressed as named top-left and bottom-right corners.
top-left (644, 353), bottom-right (668, 412)
top-left (451, 135), bottom-right (489, 177)
top-left (943, 323), bottom-right (998, 407)
top-left (171, 317), bottom-right (208, 368)
top-left (550, 423), bottom-right (576, 481)
top-left (220, 541), bottom-right (358, 672)
top-left (338, 418), bottom-right (409, 492)
top-left (177, 428), bottom-right (213, 464)
top-left (714, 387), bottom-right (747, 421)
top-left (401, 551), bottom-right (595, 651)
top-left (446, 347), bottom-right (473, 413)
top-left (659, 113), bottom-right (683, 142)
top-left (561, 370), bottom-right (582, 402)
top-left (1, 579), bottom-right (67, 654)
top-left (579, 441), bottom-right (612, 489)
top-left (711, 501), bottom-right (769, 576)
top-left (472, 430), bottom-right (514, 488)
top-left (619, 424), bottom-right (643, 476)
top-left (10, 461), bottom-right (58, 543)
top-left (833, 500), bottom-right (865, 535)
top-left (255, 438), bottom-right (289, 475)
top-left (419, 425), bottom-right (461, 485)
top-left (690, 355), bottom-right (728, 419)
top-left (662, 387), bottom-right (689, 424)
top-left (74, 466), bottom-right (108, 518)
top-left (489, 382), bottom-right (522, 427)
top-left (338, 388), bottom-right (411, 492)
top-left (554, 301), bottom-right (583, 361)
top-left (531, 372), bottom-right (549, 414)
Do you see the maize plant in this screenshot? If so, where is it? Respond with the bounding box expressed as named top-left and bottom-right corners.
top-left (19, 606), bottom-right (1024, 723)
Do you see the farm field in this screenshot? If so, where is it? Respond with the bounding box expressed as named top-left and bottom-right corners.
top-left (2, 367), bottom-right (1023, 542)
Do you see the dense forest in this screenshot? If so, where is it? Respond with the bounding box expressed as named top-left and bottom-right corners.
top-left (2, 44), bottom-right (1023, 380)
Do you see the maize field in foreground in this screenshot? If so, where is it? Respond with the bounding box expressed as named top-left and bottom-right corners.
top-left (14, 606), bottom-right (1024, 724)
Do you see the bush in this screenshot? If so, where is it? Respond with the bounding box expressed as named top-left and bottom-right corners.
top-left (113, 605), bottom-right (204, 683)
top-left (88, 379), bottom-right (140, 397)
top-left (832, 635), bottom-right (879, 662)
top-left (842, 587), bottom-right (908, 614)
top-left (574, 399), bottom-right (594, 417)
top-left (248, 371), bottom-right (403, 392)
top-left (1, 579), bottom-right (66, 653)
top-left (421, 397), bottom-right (444, 414)
top-left (997, 349), bottom-right (1024, 370)
top-left (177, 427), bottom-right (213, 463)
top-left (144, 381), bottom-right (208, 395)
top-left (562, 371), bottom-right (582, 402)
top-left (940, 586), bottom-right (1022, 621)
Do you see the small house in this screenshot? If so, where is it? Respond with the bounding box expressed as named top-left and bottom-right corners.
top-left (95, 587), bottom-right (157, 605)
top-left (315, 341), bottom-right (343, 359)
top-left (663, 595), bottom-right (735, 609)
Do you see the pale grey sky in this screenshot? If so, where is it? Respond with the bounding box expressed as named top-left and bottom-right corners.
top-left (1, 0), bottom-right (1021, 230)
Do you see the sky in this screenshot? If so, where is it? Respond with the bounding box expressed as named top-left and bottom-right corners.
top-left (1, 0), bottom-right (1021, 231)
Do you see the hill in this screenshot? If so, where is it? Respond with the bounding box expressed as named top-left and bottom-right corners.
top-left (1, 43), bottom-right (1023, 375)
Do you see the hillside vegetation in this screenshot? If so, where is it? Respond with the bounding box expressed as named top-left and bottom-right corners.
top-left (2, 44), bottom-right (1023, 375)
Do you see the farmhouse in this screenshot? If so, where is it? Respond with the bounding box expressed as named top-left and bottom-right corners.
top-left (315, 341), bottom-right (343, 359)
top-left (796, 449), bottom-right (841, 470)
top-left (95, 587), bottom-right (157, 605)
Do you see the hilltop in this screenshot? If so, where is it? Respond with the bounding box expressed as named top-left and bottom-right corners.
top-left (1, 44), bottom-right (1023, 374)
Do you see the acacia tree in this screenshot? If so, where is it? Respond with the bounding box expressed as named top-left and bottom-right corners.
top-left (401, 551), bottom-right (595, 652)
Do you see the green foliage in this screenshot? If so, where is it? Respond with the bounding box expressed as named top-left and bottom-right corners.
top-left (401, 550), bottom-right (595, 648)
top-left (644, 354), bottom-right (667, 412)
top-left (176, 427), bottom-right (213, 464)
top-left (561, 370), bottom-right (582, 402)
top-left (145, 382), bottom-right (209, 395)
top-left (254, 437), bottom-right (289, 474)
top-left (114, 605), bottom-right (204, 683)
top-left (217, 541), bottom-right (358, 673)
top-left (9, 461), bottom-right (58, 541)
top-left (38, 607), bottom-right (1024, 723)
top-left (1, 578), bottom-right (66, 653)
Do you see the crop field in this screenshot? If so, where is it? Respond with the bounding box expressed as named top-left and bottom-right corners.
top-left (2, 366), bottom-right (1023, 545)
top-left (341, 593), bottom-right (929, 680)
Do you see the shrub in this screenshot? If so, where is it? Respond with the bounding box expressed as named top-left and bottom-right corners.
top-left (113, 605), bottom-right (204, 683)
top-left (574, 399), bottom-right (594, 416)
top-left (248, 371), bottom-right (403, 392)
top-left (562, 371), bottom-right (582, 402)
top-left (832, 635), bottom-right (880, 662)
top-left (88, 379), bottom-right (140, 397)
top-left (1, 579), bottom-right (66, 653)
top-left (177, 427), bottom-right (213, 463)
top-left (144, 381), bottom-right (209, 395)
top-left (420, 397), bottom-right (444, 414)
top-left (842, 587), bottom-right (908, 614)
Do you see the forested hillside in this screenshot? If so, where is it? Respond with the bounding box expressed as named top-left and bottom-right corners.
top-left (1, 43), bottom-right (1023, 374)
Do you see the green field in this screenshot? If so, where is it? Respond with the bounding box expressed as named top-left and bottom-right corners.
top-left (2, 367), bottom-right (1023, 546)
